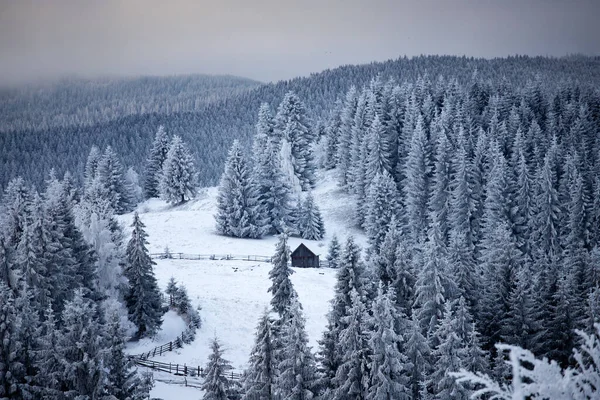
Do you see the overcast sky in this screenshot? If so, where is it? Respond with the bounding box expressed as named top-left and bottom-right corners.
top-left (1, 0), bottom-right (599, 85)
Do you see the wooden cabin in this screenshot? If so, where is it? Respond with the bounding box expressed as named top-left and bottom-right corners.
top-left (291, 243), bottom-right (320, 268)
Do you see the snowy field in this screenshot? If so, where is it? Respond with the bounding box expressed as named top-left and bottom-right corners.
top-left (119, 170), bottom-right (367, 398)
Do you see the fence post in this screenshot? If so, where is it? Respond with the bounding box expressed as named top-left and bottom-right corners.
top-left (169, 363), bottom-right (171, 373)
top-left (169, 341), bottom-right (172, 352)
top-left (198, 366), bottom-right (201, 376)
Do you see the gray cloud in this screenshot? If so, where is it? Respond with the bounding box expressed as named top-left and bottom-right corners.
top-left (0, 0), bottom-right (598, 85)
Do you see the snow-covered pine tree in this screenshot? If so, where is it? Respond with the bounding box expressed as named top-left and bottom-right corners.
top-left (273, 91), bottom-right (315, 190)
top-left (406, 314), bottom-right (431, 400)
top-left (326, 234), bottom-right (341, 269)
top-left (202, 338), bottom-right (234, 400)
top-left (159, 135), bottom-right (198, 205)
top-left (2, 177), bottom-right (31, 254)
top-left (332, 289), bottom-right (371, 400)
top-left (478, 221), bottom-right (522, 353)
top-left (252, 106), bottom-right (295, 235)
top-left (123, 212), bottom-right (163, 338)
top-left (0, 282), bottom-right (21, 399)
top-left (243, 310), bottom-right (276, 400)
top-left (298, 192), bottom-right (325, 240)
top-left (268, 234), bottom-right (297, 320)
top-left (173, 283), bottom-right (191, 315)
top-left (405, 114), bottom-right (431, 246)
top-left (12, 285), bottom-right (41, 399)
top-left (83, 145), bottom-right (102, 195)
top-left (429, 301), bottom-right (470, 400)
top-left (104, 312), bottom-right (148, 400)
top-left (57, 289), bottom-right (107, 399)
top-left (324, 99), bottom-right (344, 170)
top-left (337, 86), bottom-right (359, 188)
top-left (365, 113), bottom-right (391, 182)
top-left (215, 140), bottom-right (266, 238)
top-left (144, 125), bottom-right (171, 199)
top-left (367, 285), bottom-right (411, 400)
top-left (448, 142), bottom-right (478, 310)
top-left (275, 297), bottom-right (318, 400)
top-left (365, 170), bottom-right (399, 256)
top-left (35, 304), bottom-right (63, 398)
top-left (429, 125), bottom-right (453, 246)
top-left (165, 276), bottom-right (178, 307)
top-left (97, 145), bottom-right (131, 214)
top-left (414, 224), bottom-right (456, 339)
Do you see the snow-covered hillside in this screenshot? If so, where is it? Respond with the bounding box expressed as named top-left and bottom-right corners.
top-left (119, 170), bottom-right (367, 397)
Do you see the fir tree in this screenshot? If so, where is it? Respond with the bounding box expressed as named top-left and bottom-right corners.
top-left (274, 91), bottom-right (315, 190)
top-left (405, 114), bottom-right (431, 246)
top-left (326, 235), bottom-right (341, 269)
top-left (268, 234), bottom-right (297, 320)
top-left (83, 145), bottom-right (102, 195)
top-left (0, 282), bottom-right (21, 399)
top-left (202, 338), bottom-right (234, 400)
top-left (365, 170), bottom-right (399, 256)
top-left (337, 86), bottom-right (359, 188)
top-left (332, 289), bottom-right (371, 400)
top-left (275, 297), bottom-right (318, 400)
top-left (57, 289), bottom-right (107, 399)
top-left (104, 313), bottom-right (148, 400)
top-left (159, 135), bottom-right (198, 205)
top-left (144, 125), bottom-right (171, 199)
top-left (298, 192), bottom-right (325, 241)
top-left (243, 310), bottom-right (276, 400)
top-left (215, 140), bottom-right (266, 238)
top-left (429, 302), bottom-right (470, 400)
top-left (367, 286), bottom-right (411, 400)
top-left (35, 304), bottom-right (63, 399)
top-left (165, 276), bottom-right (178, 307)
top-left (406, 314), bottom-right (431, 400)
top-left (97, 145), bottom-right (130, 214)
top-left (123, 212), bottom-right (163, 338)
top-left (365, 113), bottom-right (391, 181)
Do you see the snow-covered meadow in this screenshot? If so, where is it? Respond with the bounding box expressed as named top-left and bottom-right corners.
top-left (120, 170), bottom-right (367, 397)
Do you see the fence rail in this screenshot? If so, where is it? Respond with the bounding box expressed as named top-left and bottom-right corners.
top-left (134, 358), bottom-right (243, 381)
top-left (151, 252), bottom-right (272, 263)
top-left (150, 252), bottom-right (333, 268)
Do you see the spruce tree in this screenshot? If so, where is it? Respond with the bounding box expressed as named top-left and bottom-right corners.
top-left (83, 145), bottom-right (102, 195)
top-left (332, 289), bottom-right (371, 400)
top-left (275, 297), bottom-right (318, 400)
top-left (268, 234), bottom-right (297, 320)
top-left (365, 113), bottom-right (391, 181)
top-left (104, 313), bottom-right (148, 400)
top-left (35, 304), bottom-right (63, 399)
top-left (298, 192), bottom-right (325, 241)
top-left (326, 235), bottom-right (341, 269)
top-left (274, 91), bottom-right (315, 190)
top-left (429, 302), bottom-right (470, 400)
top-left (405, 114), bottom-right (430, 246)
top-left (337, 86), bottom-right (359, 188)
top-left (159, 135), bottom-right (198, 205)
top-left (405, 314), bottom-right (431, 400)
top-left (0, 282), bottom-right (21, 399)
top-left (243, 310), bottom-right (276, 400)
top-left (202, 338), bottom-right (234, 400)
top-left (123, 212), bottom-right (163, 338)
top-left (57, 289), bottom-right (107, 399)
top-left (144, 125), bottom-right (171, 199)
top-left (367, 286), bottom-right (411, 400)
top-left (365, 170), bottom-right (399, 256)
top-left (97, 145), bottom-right (130, 214)
top-left (215, 140), bottom-right (266, 238)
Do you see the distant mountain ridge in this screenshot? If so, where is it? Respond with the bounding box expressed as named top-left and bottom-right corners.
top-left (0, 74), bottom-right (261, 133)
top-left (1, 55), bottom-right (599, 190)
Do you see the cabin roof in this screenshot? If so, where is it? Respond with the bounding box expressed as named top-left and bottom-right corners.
top-left (291, 243), bottom-right (317, 257)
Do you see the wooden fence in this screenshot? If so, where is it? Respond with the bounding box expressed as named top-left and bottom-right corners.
top-left (151, 252), bottom-right (272, 263)
top-left (134, 358), bottom-right (243, 381)
top-left (150, 252), bottom-right (333, 268)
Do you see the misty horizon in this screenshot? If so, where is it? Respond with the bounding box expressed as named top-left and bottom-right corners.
top-left (1, 0), bottom-right (600, 86)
